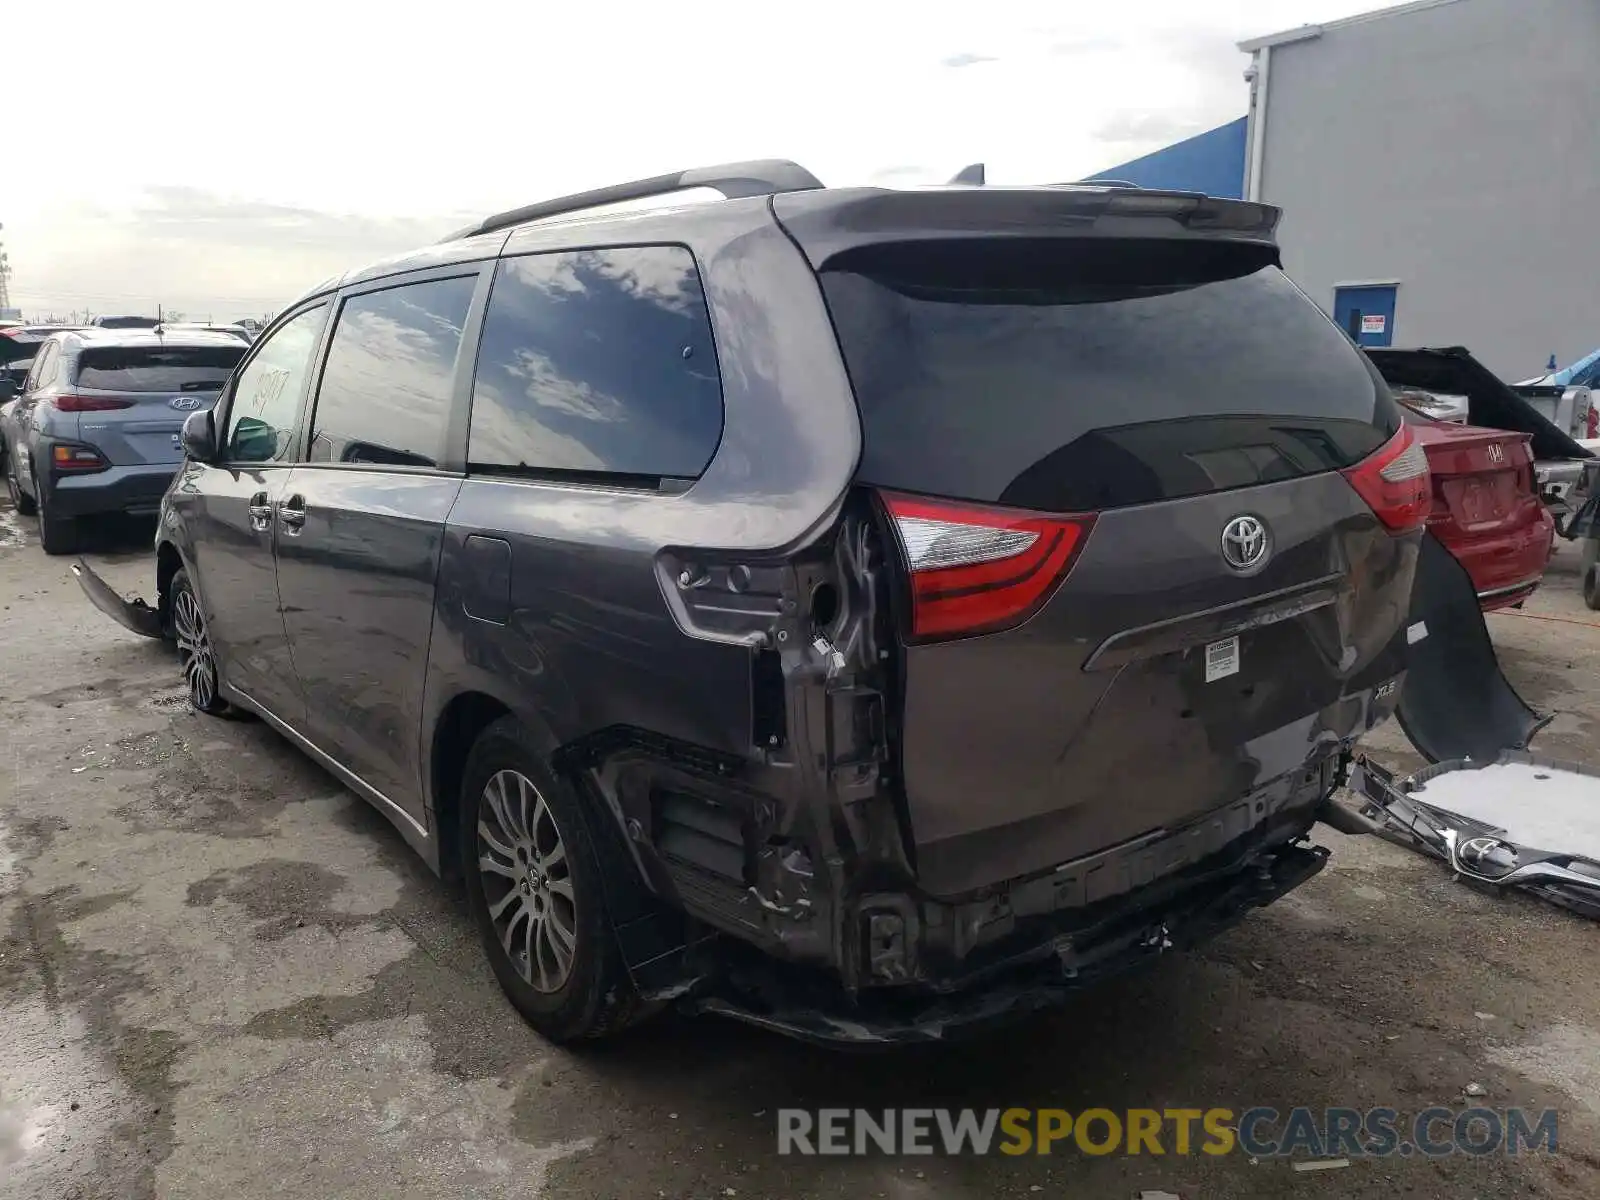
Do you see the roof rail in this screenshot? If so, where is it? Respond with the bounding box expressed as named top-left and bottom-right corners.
top-left (442, 159), bottom-right (826, 242)
top-left (1076, 178), bottom-right (1141, 189)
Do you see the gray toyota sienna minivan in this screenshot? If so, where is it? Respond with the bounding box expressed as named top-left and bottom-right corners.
top-left (74, 161), bottom-right (1431, 1045)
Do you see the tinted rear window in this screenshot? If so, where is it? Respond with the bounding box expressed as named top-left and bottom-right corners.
top-left (93, 316), bottom-right (161, 329)
top-left (821, 239), bottom-right (1399, 511)
top-left (76, 346), bottom-right (245, 392)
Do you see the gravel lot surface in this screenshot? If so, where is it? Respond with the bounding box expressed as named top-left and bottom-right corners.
top-left (3, 501), bottom-right (1599, 1199)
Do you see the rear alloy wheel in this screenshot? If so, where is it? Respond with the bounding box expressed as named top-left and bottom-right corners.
top-left (4, 450), bottom-right (36, 517)
top-left (170, 569), bottom-right (230, 715)
top-left (461, 717), bottom-right (642, 1042)
top-left (35, 482), bottom-right (76, 555)
top-left (480, 768), bottom-right (579, 994)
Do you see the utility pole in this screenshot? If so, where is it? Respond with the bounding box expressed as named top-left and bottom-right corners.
top-left (0, 221), bottom-right (14, 315)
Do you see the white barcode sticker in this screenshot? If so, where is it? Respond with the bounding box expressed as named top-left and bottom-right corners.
top-left (1407, 621), bottom-right (1429, 645)
top-left (1205, 635), bottom-right (1240, 683)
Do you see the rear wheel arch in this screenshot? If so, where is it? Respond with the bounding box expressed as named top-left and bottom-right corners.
top-left (429, 691), bottom-right (518, 884)
top-left (155, 541), bottom-right (184, 630)
top-left (428, 693), bottom-right (656, 920)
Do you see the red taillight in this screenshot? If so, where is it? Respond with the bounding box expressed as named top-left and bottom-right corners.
top-left (52, 444), bottom-right (108, 471)
top-left (1587, 403), bottom-right (1598, 440)
top-left (881, 491), bottom-right (1096, 641)
top-left (1342, 424), bottom-right (1430, 532)
top-left (55, 394), bottom-right (134, 412)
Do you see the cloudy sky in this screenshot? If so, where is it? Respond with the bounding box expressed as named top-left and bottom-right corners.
top-left (3, 0), bottom-right (1390, 321)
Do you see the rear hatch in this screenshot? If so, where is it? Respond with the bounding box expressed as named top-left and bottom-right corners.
top-left (66, 344), bottom-right (244, 464)
top-left (1411, 422), bottom-right (1541, 536)
top-left (0, 329), bottom-right (46, 374)
top-left (779, 188), bottom-right (1427, 896)
top-left (1367, 346), bottom-right (1594, 463)
top-left (1410, 420), bottom-right (1550, 597)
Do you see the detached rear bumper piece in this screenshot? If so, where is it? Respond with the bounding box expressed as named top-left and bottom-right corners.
top-left (1352, 754), bottom-right (1600, 920)
top-left (70, 558), bottom-right (163, 639)
top-left (680, 838), bottom-right (1328, 1046)
top-left (1396, 533), bottom-right (1552, 763)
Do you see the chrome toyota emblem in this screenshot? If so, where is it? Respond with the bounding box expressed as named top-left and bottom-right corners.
top-left (1220, 515), bottom-right (1270, 573)
top-left (170, 395), bottom-right (201, 411)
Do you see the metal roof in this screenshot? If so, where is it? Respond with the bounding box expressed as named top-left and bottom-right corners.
top-left (1239, 0), bottom-right (1469, 52)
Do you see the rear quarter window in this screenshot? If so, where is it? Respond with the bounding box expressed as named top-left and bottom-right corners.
top-left (76, 346), bottom-right (245, 392)
top-left (467, 244), bottom-right (723, 484)
top-left (821, 239), bottom-right (1400, 511)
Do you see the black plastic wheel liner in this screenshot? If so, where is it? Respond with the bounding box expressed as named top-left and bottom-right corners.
top-left (1395, 532), bottom-right (1552, 764)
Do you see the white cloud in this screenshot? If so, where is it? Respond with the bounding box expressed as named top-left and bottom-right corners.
top-left (4, 0), bottom-right (1390, 318)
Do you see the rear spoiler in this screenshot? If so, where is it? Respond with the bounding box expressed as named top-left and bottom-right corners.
top-left (770, 187), bottom-right (1282, 269)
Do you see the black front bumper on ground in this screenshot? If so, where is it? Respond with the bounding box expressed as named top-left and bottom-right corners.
top-left (677, 837), bottom-right (1328, 1047)
top-left (70, 558), bottom-right (164, 639)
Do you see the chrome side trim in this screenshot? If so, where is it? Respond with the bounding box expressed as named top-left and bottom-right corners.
top-left (227, 685), bottom-right (429, 840)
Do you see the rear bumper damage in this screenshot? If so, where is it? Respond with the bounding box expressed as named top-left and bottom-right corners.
top-left (69, 558), bottom-right (163, 639)
top-left (678, 836), bottom-right (1328, 1045)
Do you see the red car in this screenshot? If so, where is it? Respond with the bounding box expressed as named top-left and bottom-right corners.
top-left (1404, 413), bottom-right (1555, 610)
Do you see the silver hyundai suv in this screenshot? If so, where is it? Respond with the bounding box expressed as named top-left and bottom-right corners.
top-left (1, 327), bottom-right (246, 552)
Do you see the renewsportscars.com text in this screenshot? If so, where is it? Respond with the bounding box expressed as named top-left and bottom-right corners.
top-left (776, 1106), bottom-right (1559, 1158)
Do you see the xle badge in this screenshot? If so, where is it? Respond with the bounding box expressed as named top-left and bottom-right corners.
top-left (1205, 635), bottom-right (1240, 683)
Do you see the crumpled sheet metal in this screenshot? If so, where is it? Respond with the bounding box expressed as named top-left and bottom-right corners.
top-left (1352, 753), bottom-right (1600, 919)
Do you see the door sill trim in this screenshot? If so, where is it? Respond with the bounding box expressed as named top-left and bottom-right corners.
top-left (226, 684), bottom-right (430, 840)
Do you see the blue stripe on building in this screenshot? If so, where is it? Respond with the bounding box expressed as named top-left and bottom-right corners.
top-left (1085, 116), bottom-right (1248, 199)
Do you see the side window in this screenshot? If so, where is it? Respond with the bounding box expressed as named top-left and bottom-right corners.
top-left (467, 245), bottom-right (724, 482)
top-left (26, 344), bottom-right (57, 391)
top-left (224, 305), bottom-right (328, 463)
top-left (307, 275), bottom-right (476, 468)
top-left (20, 349), bottom-right (42, 391)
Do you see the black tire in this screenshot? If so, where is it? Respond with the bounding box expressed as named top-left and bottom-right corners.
top-left (5, 449), bottom-right (37, 517)
top-left (35, 481), bottom-right (75, 555)
top-left (460, 716), bottom-right (642, 1043)
top-left (169, 568), bottom-right (232, 716)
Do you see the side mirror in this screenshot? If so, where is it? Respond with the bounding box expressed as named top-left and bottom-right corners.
top-left (180, 409), bottom-right (218, 462)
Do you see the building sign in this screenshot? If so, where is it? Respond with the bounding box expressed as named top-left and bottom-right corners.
top-left (1361, 314), bottom-right (1387, 335)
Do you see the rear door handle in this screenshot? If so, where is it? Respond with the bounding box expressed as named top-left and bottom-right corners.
top-left (278, 494), bottom-right (307, 532)
top-left (247, 491), bottom-right (273, 532)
